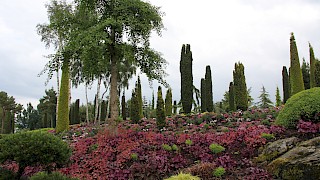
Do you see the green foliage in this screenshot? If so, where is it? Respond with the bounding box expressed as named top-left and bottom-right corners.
top-left (289, 33), bottom-right (305, 95)
top-left (74, 99), bottom-right (80, 124)
top-left (180, 44), bottom-right (193, 114)
top-left (282, 66), bottom-right (290, 103)
top-left (30, 171), bottom-right (78, 180)
top-left (301, 58), bottom-right (310, 89)
top-left (205, 65), bottom-right (214, 112)
top-left (100, 100), bottom-right (107, 122)
top-left (0, 131), bottom-right (71, 178)
top-left (275, 86), bottom-right (282, 107)
top-left (0, 167), bottom-right (16, 179)
top-left (164, 172), bottom-right (200, 180)
top-left (309, 43), bottom-right (316, 88)
top-left (173, 100), bottom-right (177, 115)
top-left (185, 139), bottom-right (193, 146)
top-left (37, 88), bottom-right (57, 128)
top-left (130, 153), bottom-right (138, 161)
top-left (276, 87), bottom-right (320, 128)
top-left (261, 119), bottom-right (271, 126)
top-left (233, 62), bottom-right (248, 110)
top-left (213, 167), bottom-right (226, 178)
top-left (130, 90), bottom-right (140, 124)
top-left (162, 144), bottom-right (172, 151)
top-left (200, 78), bottom-right (207, 113)
top-left (315, 60), bottom-right (320, 87)
top-left (156, 86), bottom-right (166, 129)
top-left (261, 133), bottom-right (275, 140)
top-left (228, 82), bottom-right (236, 112)
top-left (56, 62), bottom-right (70, 133)
top-left (258, 86), bottom-right (273, 108)
top-left (172, 144), bottom-right (179, 151)
top-left (136, 76), bottom-right (143, 119)
top-left (209, 143), bottom-right (225, 154)
top-left (165, 88), bottom-right (173, 116)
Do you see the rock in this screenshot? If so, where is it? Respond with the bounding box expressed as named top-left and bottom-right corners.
top-left (254, 137), bottom-right (300, 163)
top-left (261, 136), bottom-right (320, 180)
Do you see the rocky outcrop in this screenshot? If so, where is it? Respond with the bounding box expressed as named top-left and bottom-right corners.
top-left (256, 136), bottom-right (320, 180)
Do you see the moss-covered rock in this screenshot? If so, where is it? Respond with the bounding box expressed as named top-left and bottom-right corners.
top-left (275, 87), bottom-right (320, 128)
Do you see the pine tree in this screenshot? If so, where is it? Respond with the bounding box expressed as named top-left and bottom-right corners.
top-left (130, 90), bottom-right (140, 124)
top-left (282, 66), bottom-right (290, 103)
top-left (228, 82), bottom-right (236, 112)
top-left (200, 78), bottom-right (206, 112)
top-left (136, 76), bottom-right (143, 119)
top-left (56, 62), bottom-right (70, 133)
top-left (180, 44), bottom-right (193, 114)
top-left (205, 65), bottom-right (213, 112)
top-left (233, 62), bottom-right (248, 111)
top-left (121, 94), bottom-right (126, 120)
top-left (156, 86), bottom-right (165, 129)
top-left (309, 43), bottom-right (316, 88)
top-left (289, 33), bottom-right (305, 95)
top-left (301, 58), bottom-right (310, 89)
top-left (275, 86), bottom-right (281, 107)
top-left (165, 88), bottom-right (172, 117)
top-left (258, 86), bottom-right (273, 108)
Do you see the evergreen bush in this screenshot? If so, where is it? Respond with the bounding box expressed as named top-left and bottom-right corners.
top-left (164, 172), bottom-right (200, 180)
top-left (276, 87), bottom-right (320, 128)
top-left (30, 171), bottom-right (78, 180)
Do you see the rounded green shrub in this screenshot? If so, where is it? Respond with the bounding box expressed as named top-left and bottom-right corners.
top-left (162, 144), bottom-right (172, 151)
top-left (209, 143), bottom-right (225, 154)
top-left (0, 167), bottom-right (16, 179)
top-left (213, 166), bottom-right (226, 178)
top-left (30, 171), bottom-right (78, 180)
top-left (0, 131), bottom-right (72, 178)
top-left (275, 87), bottom-right (320, 128)
top-left (261, 133), bottom-right (275, 140)
top-left (185, 139), bottom-right (193, 146)
top-left (164, 172), bottom-right (200, 180)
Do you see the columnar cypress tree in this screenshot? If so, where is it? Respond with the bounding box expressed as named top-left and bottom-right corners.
top-left (165, 88), bottom-right (172, 117)
top-left (309, 43), bottom-right (316, 88)
top-left (233, 62), bottom-right (248, 111)
top-left (289, 33), bottom-right (305, 95)
top-left (205, 65), bottom-right (213, 112)
top-left (74, 99), bottom-right (80, 124)
top-left (130, 90), bottom-right (140, 124)
top-left (200, 78), bottom-right (206, 112)
top-left (121, 94), bottom-right (126, 120)
top-left (282, 66), bottom-right (290, 103)
top-left (56, 62), bottom-right (70, 133)
top-left (228, 82), bottom-right (236, 112)
top-left (136, 76), bottom-right (143, 119)
top-left (315, 60), bottom-right (320, 87)
top-left (100, 100), bottom-right (107, 122)
top-left (151, 91), bottom-right (155, 110)
top-left (180, 44), bottom-right (193, 114)
top-left (301, 58), bottom-right (310, 89)
top-left (156, 86), bottom-right (165, 129)
top-left (173, 100), bottom-right (177, 115)
top-left (275, 86), bottom-right (281, 107)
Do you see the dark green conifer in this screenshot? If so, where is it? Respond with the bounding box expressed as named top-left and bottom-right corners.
top-left (156, 86), bottom-right (166, 129)
top-left (228, 82), bottom-right (236, 112)
top-left (173, 100), bottom-right (177, 115)
top-left (289, 33), bottom-right (305, 95)
top-left (205, 65), bottom-right (213, 112)
top-left (100, 100), bottom-right (107, 122)
top-left (233, 62), bottom-right (248, 111)
top-left (74, 99), bottom-right (80, 124)
top-left (165, 88), bottom-right (172, 117)
top-left (180, 44), bottom-right (193, 114)
top-left (130, 90), bottom-right (140, 124)
top-left (121, 94), bottom-right (126, 120)
top-left (301, 58), bottom-right (310, 89)
top-left (136, 76), bottom-right (143, 119)
top-left (309, 43), bottom-right (316, 88)
top-left (275, 86), bottom-right (281, 107)
top-left (282, 66), bottom-right (290, 103)
top-left (200, 78), bottom-right (206, 112)
top-left (315, 60), bottom-right (320, 87)
top-left (257, 86), bottom-right (273, 108)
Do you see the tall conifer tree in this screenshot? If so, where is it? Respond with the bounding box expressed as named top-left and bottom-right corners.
top-left (309, 43), bottom-right (316, 88)
top-left (257, 86), bottom-right (273, 108)
top-left (233, 62), bottom-right (248, 111)
top-left (289, 33), bottom-right (305, 95)
top-left (136, 76), bottom-right (143, 119)
top-left (180, 44), bottom-right (193, 114)
top-left (228, 82), bottom-right (236, 112)
top-left (205, 65), bottom-right (213, 112)
top-left (282, 66), bottom-right (290, 103)
top-left (165, 88), bottom-right (172, 117)
top-left (275, 86), bottom-right (281, 107)
top-left (200, 78), bottom-right (206, 112)
top-left (121, 94), bottom-right (126, 120)
top-left (156, 86), bottom-right (165, 129)
top-left (315, 60), bottom-right (320, 87)
top-left (130, 90), bottom-right (139, 123)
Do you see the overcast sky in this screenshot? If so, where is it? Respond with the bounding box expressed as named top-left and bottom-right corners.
top-left (1, 0), bottom-right (320, 109)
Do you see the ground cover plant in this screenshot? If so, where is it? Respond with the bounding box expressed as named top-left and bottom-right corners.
top-left (0, 107), bottom-right (319, 179)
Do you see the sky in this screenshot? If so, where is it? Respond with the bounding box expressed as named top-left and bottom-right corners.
top-left (1, 0), bottom-right (320, 109)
